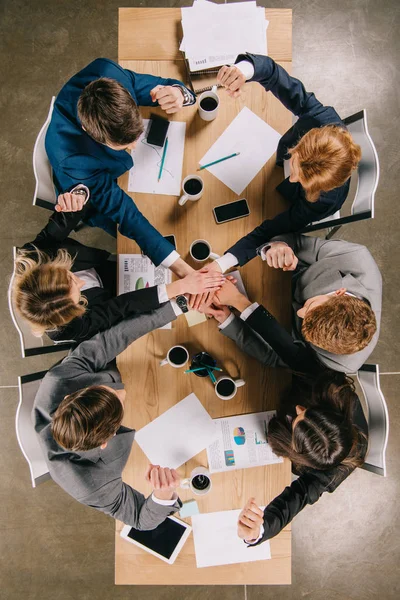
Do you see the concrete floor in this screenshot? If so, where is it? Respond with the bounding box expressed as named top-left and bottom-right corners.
top-left (1, 1), bottom-right (399, 598)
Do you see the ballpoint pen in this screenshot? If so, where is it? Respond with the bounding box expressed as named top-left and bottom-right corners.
top-left (198, 152), bottom-right (240, 171)
top-left (158, 137), bottom-right (169, 181)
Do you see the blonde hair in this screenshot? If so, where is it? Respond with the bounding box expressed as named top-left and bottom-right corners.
top-left (12, 247), bottom-right (87, 336)
top-left (290, 125), bottom-right (362, 202)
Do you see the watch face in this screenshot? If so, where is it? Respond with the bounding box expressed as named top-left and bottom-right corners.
top-left (177, 295), bottom-right (188, 312)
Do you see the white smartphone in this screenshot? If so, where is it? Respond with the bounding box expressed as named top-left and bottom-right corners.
top-left (213, 198), bottom-right (250, 224)
top-left (120, 515), bottom-right (192, 565)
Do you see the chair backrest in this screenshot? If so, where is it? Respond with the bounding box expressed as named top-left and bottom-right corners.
top-left (357, 364), bottom-right (389, 477)
top-left (301, 109), bottom-right (380, 234)
top-left (32, 96), bottom-right (57, 210)
top-left (8, 247), bottom-right (73, 358)
top-left (16, 371), bottom-right (51, 488)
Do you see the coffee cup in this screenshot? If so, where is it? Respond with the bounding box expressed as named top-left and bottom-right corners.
top-left (198, 86), bottom-right (219, 121)
top-left (178, 175), bottom-right (204, 206)
top-left (215, 376), bottom-right (246, 400)
top-left (181, 466), bottom-right (212, 496)
top-left (190, 239), bottom-right (220, 262)
top-left (160, 345), bottom-right (189, 368)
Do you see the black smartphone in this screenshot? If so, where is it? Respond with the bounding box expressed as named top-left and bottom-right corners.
top-left (146, 115), bottom-right (169, 147)
top-left (213, 198), bottom-right (250, 224)
top-left (164, 234), bottom-right (177, 250)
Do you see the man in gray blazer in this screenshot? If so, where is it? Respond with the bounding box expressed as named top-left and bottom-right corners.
top-left (208, 234), bottom-right (381, 374)
top-left (33, 302), bottom-right (182, 529)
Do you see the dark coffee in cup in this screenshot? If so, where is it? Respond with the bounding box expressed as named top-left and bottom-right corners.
top-left (169, 346), bottom-right (188, 365)
top-left (191, 241), bottom-right (210, 261)
top-left (216, 379), bottom-right (236, 397)
top-left (184, 178), bottom-right (203, 196)
top-left (200, 97), bottom-right (218, 112)
top-left (192, 474), bottom-right (210, 491)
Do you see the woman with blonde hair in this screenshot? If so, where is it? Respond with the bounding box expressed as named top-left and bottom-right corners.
top-left (13, 192), bottom-right (224, 344)
top-left (203, 54), bottom-right (362, 275)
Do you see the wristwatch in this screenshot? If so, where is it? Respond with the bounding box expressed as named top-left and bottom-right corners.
top-left (175, 295), bottom-right (189, 313)
top-left (172, 84), bottom-right (193, 106)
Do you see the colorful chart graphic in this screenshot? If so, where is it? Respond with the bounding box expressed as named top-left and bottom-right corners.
top-left (233, 427), bottom-right (246, 446)
top-left (224, 450), bottom-right (235, 467)
top-left (135, 277), bottom-right (150, 290)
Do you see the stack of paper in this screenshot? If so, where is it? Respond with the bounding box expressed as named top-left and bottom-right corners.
top-left (180, 0), bottom-right (269, 72)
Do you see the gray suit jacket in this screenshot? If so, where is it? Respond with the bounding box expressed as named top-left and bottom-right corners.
top-left (33, 303), bottom-right (181, 529)
top-left (270, 234), bottom-right (382, 372)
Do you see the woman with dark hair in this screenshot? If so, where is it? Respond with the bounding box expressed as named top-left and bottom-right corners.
top-left (205, 303), bottom-right (368, 545)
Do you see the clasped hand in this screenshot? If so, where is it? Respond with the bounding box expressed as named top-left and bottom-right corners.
top-left (150, 85), bottom-right (184, 114)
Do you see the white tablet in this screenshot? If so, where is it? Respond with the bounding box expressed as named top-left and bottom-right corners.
top-left (120, 516), bottom-right (192, 565)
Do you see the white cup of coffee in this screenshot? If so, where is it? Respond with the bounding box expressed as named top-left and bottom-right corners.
top-left (178, 175), bottom-right (204, 206)
top-left (181, 466), bottom-right (212, 496)
top-left (190, 239), bottom-right (220, 262)
top-left (198, 86), bottom-right (219, 121)
top-left (160, 345), bottom-right (189, 368)
top-left (215, 376), bottom-right (246, 400)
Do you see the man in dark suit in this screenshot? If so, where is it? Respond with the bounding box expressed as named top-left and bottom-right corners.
top-left (45, 58), bottom-right (196, 277)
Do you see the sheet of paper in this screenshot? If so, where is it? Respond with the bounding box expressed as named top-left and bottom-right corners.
top-left (206, 411), bottom-right (283, 474)
top-left (227, 270), bottom-right (247, 298)
top-left (191, 509), bottom-right (271, 568)
top-left (128, 120), bottom-right (186, 196)
top-left (118, 254), bottom-right (173, 329)
top-left (135, 393), bottom-right (217, 469)
top-left (184, 310), bottom-right (207, 327)
top-left (199, 107), bottom-right (281, 194)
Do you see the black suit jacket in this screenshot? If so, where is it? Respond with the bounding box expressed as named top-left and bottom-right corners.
top-left (23, 205), bottom-right (163, 344)
top-left (227, 54), bottom-right (349, 266)
top-left (242, 306), bottom-right (367, 544)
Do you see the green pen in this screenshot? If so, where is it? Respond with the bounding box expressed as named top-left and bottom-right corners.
top-left (198, 152), bottom-right (240, 171)
top-left (157, 137), bottom-right (169, 182)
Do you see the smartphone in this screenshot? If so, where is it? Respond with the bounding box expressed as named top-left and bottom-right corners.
top-left (213, 198), bottom-right (250, 224)
top-left (146, 115), bottom-right (169, 147)
top-left (164, 234), bottom-right (177, 250)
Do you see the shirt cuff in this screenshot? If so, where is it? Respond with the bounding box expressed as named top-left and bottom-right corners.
top-left (70, 183), bottom-right (90, 203)
top-left (214, 253), bottom-right (238, 273)
top-left (245, 524), bottom-right (265, 545)
top-left (240, 302), bottom-right (259, 321)
top-left (151, 492), bottom-right (179, 506)
top-left (235, 60), bottom-right (255, 81)
top-left (218, 312), bottom-right (235, 331)
top-left (161, 250), bottom-right (180, 269)
top-left (259, 244), bottom-right (271, 261)
top-left (170, 299), bottom-right (183, 317)
top-left (157, 284), bottom-right (169, 304)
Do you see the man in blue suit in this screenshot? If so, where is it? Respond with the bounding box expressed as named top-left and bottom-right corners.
top-left (45, 58), bottom-right (196, 276)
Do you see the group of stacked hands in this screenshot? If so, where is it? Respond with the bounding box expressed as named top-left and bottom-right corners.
top-left (13, 53), bottom-right (381, 546)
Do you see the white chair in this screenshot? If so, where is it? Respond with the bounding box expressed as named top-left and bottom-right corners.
top-left (8, 247), bottom-right (74, 358)
top-left (32, 96), bottom-right (57, 210)
top-left (16, 371), bottom-right (51, 487)
top-left (301, 109), bottom-right (380, 238)
top-left (357, 364), bottom-right (389, 477)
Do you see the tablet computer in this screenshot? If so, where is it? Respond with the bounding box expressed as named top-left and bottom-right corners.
top-left (120, 516), bottom-right (191, 565)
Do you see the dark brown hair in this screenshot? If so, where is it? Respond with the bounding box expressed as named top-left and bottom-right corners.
top-left (51, 386), bottom-right (124, 451)
top-left (77, 77), bottom-right (144, 145)
top-left (289, 125), bottom-right (362, 202)
top-left (268, 371), bottom-right (367, 478)
top-left (13, 247), bottom-right (86, 335)
top-left (302, 295), bottom-right (377, 354)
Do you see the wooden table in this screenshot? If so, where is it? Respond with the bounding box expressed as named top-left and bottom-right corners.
top-left (116, 7), bottom-right (293, 586)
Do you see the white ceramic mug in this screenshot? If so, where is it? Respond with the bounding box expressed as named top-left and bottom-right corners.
top-left (215, 376), bottom-right (246, 400)
top-left (190, 239), bottom-right (220, 262)
top-left (178, 175), bottom-right (204, 206)
top-left (198, 85), bottom-right (220, 121)
top-left (159, 345), bottom-right (189, 368)
top-left (181, 466), bottom-right (212, 496)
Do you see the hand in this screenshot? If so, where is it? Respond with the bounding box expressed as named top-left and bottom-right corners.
top-left (145, 464), bottom-right (180, 501)
top-left (200, 304), bottom-right (231, 324)
top-left (179, 269), bottom-right (225, 296)
top-left (201, 261), bottom-right (222, 274)
top-left (265, 242), bottom-right (298, 272)
top-left (55, 192), bottom-right (85, 213)
top-left (214, 279), bottom-right (242, 307)
top-left (237, 497), bottom-right (264, 542)
top-left (188, 290), bottom-right (214, 311)
top-left (217, 66), bottom-right (246, 99)
top-left (150, 85), bottom-right (184, 114)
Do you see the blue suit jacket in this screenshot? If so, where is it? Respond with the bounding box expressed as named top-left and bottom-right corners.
top-left (45, 58), bottom-right (194, 265)
top-left (227, 54), bottom-right (349, 266)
